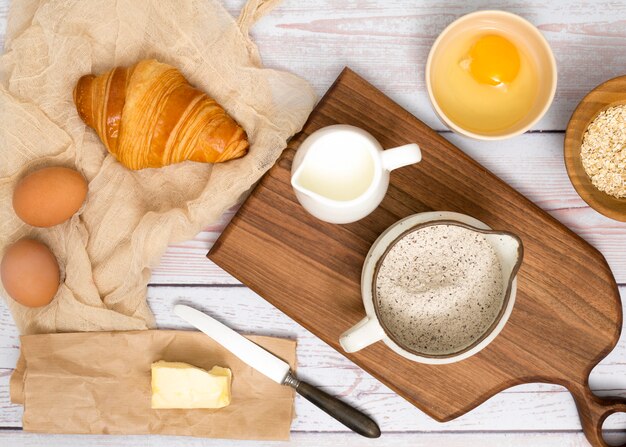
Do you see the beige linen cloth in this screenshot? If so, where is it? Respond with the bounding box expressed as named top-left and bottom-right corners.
top-left (0, 0), bottom-right (316, 334)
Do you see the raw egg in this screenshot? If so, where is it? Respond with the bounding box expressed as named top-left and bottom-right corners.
top-left (13, 166), bottom-right (88, 227)
top-left (467, 34), bottom-right (520, 86)
top-left (1, 239), bottom-right (60, 308)
top-left (430, 30), bottom-right (539, 135)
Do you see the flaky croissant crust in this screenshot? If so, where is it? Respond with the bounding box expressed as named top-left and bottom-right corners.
top-left (74, 59), bottom-right (249, 169)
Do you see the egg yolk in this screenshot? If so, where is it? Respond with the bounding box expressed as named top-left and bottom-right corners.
top-left (466, 34), bottom-right (521, 86)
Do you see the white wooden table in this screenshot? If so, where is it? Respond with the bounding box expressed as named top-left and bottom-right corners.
top-left (1, 1), bottom-right (626, 446)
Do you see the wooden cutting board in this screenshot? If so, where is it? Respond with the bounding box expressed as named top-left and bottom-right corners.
top-left (209, 68), bottom-right (625, 446)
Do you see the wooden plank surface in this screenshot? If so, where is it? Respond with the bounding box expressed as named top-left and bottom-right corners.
top-left (150, 134), bottom-right (626, 285)
top-left (0, 286), bottom-right (624, 432)
top-left (2, 430), bottom-right (626, 447)
top-left (1, 287), bottom-right (625, 438)
top-left (207, 68), bottom-right (624, 446)
top-left (240, 0), bottom-right (626, 132)
top-left (1, 0), bottom-right (625, 446)
top-left (1, 430), bottom-right (626, 447)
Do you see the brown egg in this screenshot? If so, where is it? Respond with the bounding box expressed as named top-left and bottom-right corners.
top-left (13, 167), bottom-right (88, 227)
top-left (1, 239), bottom-right (60, 308)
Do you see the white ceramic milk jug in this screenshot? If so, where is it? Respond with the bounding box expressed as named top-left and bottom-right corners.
top-left (291, 125), bottom-right (422, 224)
top-left (339, 211), bottom-right (524, 365)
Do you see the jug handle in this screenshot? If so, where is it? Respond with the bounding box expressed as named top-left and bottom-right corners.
top-left (381, 144), bottom-right (422, 171)
top-left (340, 317), bottom-right (386, 353)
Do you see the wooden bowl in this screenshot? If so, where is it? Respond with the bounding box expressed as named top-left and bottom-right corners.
top-left (564, 75), bottom-right (626, 221)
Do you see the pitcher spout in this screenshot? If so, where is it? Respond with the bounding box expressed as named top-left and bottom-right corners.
top-left (290, 163), bottom-right (337, 205)
top-left (290, 165), bottom-right (311, 197)
top-left (484, 231), bottom-right (524, 284)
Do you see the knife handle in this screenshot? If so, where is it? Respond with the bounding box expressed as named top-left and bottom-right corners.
top-left (284, 372), bottom-right (381, 438)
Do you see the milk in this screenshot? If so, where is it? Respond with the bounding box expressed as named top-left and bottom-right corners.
top-left (294, 138), bottom-right (375, 202)
top-left (290, 124), bottom-right (421, 224)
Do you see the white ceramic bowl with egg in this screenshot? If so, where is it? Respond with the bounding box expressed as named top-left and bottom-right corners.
top-left (426, 10), bottom-right (557, 140)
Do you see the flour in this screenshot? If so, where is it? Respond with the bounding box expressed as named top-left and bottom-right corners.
top-left (375, 224), bottom-right (504, 356)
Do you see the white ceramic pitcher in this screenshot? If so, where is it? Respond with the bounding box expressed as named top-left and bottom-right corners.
top-left (291, 125), bottom-right (422, 224)
top-left (339, 211), bottom-right (524, 365)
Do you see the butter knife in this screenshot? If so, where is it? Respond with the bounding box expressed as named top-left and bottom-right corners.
top-left (174, 304), bottom-right (381, 438)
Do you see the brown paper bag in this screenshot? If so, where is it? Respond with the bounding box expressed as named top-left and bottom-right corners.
top-left (0, 0), bottom-right (316, 334)
top-left (10, 330), bottom-right (297, 440)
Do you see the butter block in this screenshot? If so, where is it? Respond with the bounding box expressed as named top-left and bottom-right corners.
top-left (151, 360), bottom-right (232, 409)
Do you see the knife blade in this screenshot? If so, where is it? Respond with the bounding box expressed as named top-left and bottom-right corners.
top-left (174, 304), bottom-right (380, 438)
top-left (174, 304), bottom-right (290, 384)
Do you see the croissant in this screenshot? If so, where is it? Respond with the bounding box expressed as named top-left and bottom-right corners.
top-left (73, 59), bottom-right (249, 169)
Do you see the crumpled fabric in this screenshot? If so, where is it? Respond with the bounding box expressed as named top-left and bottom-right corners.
top-left (0, 0), bottom-right (316, 333)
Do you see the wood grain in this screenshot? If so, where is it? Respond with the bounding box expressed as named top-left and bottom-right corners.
top-left (564, 75), bottom-right (626, 221)
top-left (0, 285), bottom-right (624, 432)
top-left (149, 135), bottom-right (626, 286)
top-left (2, 430), bottom-right (626, 447)
top-left (1, 1), bottom-right (626, 445)
top-left (246, 0), bottom-right (626, 131)
top-left (1, 430), bottom-right (626, 447)
top-left (208, 68), bottom-right (625, 447)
